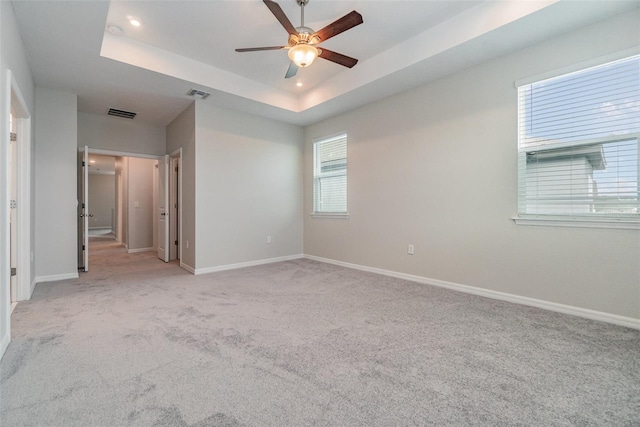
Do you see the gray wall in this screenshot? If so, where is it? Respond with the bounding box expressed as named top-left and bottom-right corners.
top-left (88, 174), bottom-right (115, 229)
top-left (303, 11), bottom-right (640, 320)
top-left (35, 88), bottom-right (78, 280)
top-left (127, 157), bottom-right (155, 251)
top-left (194, 103), bottom-right (304, 270)
top-left (166, 102), bottom-right (196, 269)
top-left (78, 112), bottom-right (166, 156)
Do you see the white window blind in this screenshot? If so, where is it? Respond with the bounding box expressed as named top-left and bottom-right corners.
top-left (517, 55), bottom-right (640, 221)
top-left (313, 134), bottom-right (347, 214)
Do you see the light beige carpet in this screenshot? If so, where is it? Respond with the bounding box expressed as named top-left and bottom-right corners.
top-left (1, 242), bottom-right (639, 426)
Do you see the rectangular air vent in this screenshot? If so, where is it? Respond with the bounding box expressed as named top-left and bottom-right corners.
top-left (187, 89), bottom-right (210, 99)
top-left (107, 108), bottom-right (137, 119)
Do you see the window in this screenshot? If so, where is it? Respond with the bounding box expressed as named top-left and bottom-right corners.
top-left (516, 55), bottom-right (640, 227)
top-left (313, 134), bottom-right (347, 215)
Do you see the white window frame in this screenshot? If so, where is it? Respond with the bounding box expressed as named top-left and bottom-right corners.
top-left (312, 133), bottom-right (348, 218)
top-left (513, 51), bottom-right (640, 230)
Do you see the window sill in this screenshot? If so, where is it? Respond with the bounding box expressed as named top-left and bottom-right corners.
top-left (512, 216), bottom-right (640, 230)
top-left (311, 212), bottom-right (349, 219)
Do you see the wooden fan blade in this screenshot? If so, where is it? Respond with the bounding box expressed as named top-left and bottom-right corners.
top-left (235, 46), bottom-right (287, 52)
top-left (263, 0), bottom-right (297, 35)
top-left (312, 11), bottom-right (363, 43)
top-left (285, 62), bottom-right (298, 79)
top-left (318, 48), bottom-right (358, 68)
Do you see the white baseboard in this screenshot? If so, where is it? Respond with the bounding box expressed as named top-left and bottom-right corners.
top-left (127, 247), bottom-right (154, 254)
top-left (0, 332), bottom-right (10, 362)
top-left (180, 262), bottom-right (195, 274)
top-left (193, 254), bottom-right (304, 275)
top-left (35, 272), bottom-right (79, 283)
top-left (304, 255), bottom-right (640, 330)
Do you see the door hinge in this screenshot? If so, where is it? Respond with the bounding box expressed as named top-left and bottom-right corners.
top-left (10, 132), bottom-right (17, 142)
top-left (10, 267), bottom-right (16, 277)
top-left (82, 161), bottom-right (86, 167)
top-left (82, 203), bottom-right (85, 209)
top-left (175, 240), bottom-right (178, 245)
top-left (175, 166), bottom-right (178, 172)
top-left (82, 245), bottom-right (86, 251)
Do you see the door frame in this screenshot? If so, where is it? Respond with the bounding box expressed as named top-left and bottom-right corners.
top-left (169, 148), bottom-right (182, 261)
top-left (2, 70), bottom-right (32, 360)
top-left (157, 154), bottom-right (169, 262)
top-left (76, 148), bottom-right (163, 269)
top-left (77, 146), bottom-right (90, 271)
top-left (9, 72), bottom-right (32, 302)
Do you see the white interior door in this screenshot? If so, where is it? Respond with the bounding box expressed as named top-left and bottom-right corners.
top-left (9, 116), bottom-right (17, 303)
top-left (157, 155), bottom-right (169, 262)
top-left (82, 147), bottom-right (89, 271)
top-left (169, 156), bottom-right (179, 261)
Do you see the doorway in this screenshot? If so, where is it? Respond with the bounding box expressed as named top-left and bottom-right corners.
top-left (8, 74), bottom-right (32, 304)
top-left (77, 149), bottom-right (160, 271)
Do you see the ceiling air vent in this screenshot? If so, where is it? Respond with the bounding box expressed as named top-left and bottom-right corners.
top-left (107, 108), bottom-right (137, 119)
top-left (187, 89), bottom-right (210, 100)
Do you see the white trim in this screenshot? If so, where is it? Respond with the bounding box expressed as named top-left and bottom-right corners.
top-left (1, 73), bottom-right (10, 362)
top-left (0, 333), bottom-right (9, 362)
top-left (180, 262), bottom-right (195, 274)
top-left (193, 254), bottom-right (304, 276)
top-left (171, 148), bottom-right (183, 263)
top-left (311, 213), bottom-right (349, 219)
top-left (515, 47), bottom-right (640, 87)
top-left (512, 216), bottom-right (640, 230)
top-left (127, 247), bottom-right (154, 254)
top-left (10, 73), bottom-right (32, 302)
top-left (79, 147), bottom-right (162, 160)
top-left (304, 255), bottom-right (640, 330)
top-left (35, 273), bottom-right (79, 283)
top-left (10, 301), bottom-right (17, 315)
top-left (311, 131), bottom-right (348, 144)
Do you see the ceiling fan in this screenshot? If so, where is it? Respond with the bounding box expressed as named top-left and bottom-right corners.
top-left (236, 0), bottom-right (363, 79)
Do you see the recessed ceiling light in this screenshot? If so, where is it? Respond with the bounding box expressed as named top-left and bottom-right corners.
top-left (129, 18), bottom-right (141, 27)
top-left (106, 25), bottom-right (123, 36)
top-left (90, 160), bottom-right (96, 164)
top-left (296, 82), bottom-right (303, 87)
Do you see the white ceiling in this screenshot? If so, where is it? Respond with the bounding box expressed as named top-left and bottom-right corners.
top-left (11, 0), bottom-right (640, 127)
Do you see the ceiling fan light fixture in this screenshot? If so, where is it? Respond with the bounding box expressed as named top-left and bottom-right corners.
top-left (288, 44), bottom-right (318, 68)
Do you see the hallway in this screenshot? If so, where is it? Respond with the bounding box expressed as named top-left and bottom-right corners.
top-left (86, 236), bottom-right (179, 279)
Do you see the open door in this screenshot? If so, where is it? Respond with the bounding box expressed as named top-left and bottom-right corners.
top-left (169, 156), bottom-right (179, 261)
top-left (78, 147), bottom-right (89, 271)
top-left (9, 116), bottom-right (17, 304)
top-left (157, 155), bottom-right (169, 262)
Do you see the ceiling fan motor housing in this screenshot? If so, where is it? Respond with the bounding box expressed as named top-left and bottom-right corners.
top-left (288, 26), bottom-right (320, 46)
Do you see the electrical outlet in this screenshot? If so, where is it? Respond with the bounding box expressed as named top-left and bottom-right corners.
top-left (186, 240), bottom-right (189, 249)
top-left (267, 236), bottom-right (272, 244)
top-left (134, 201), bottom-right (140, 208)
top-left (408, 244), bottom-right (414, 255)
